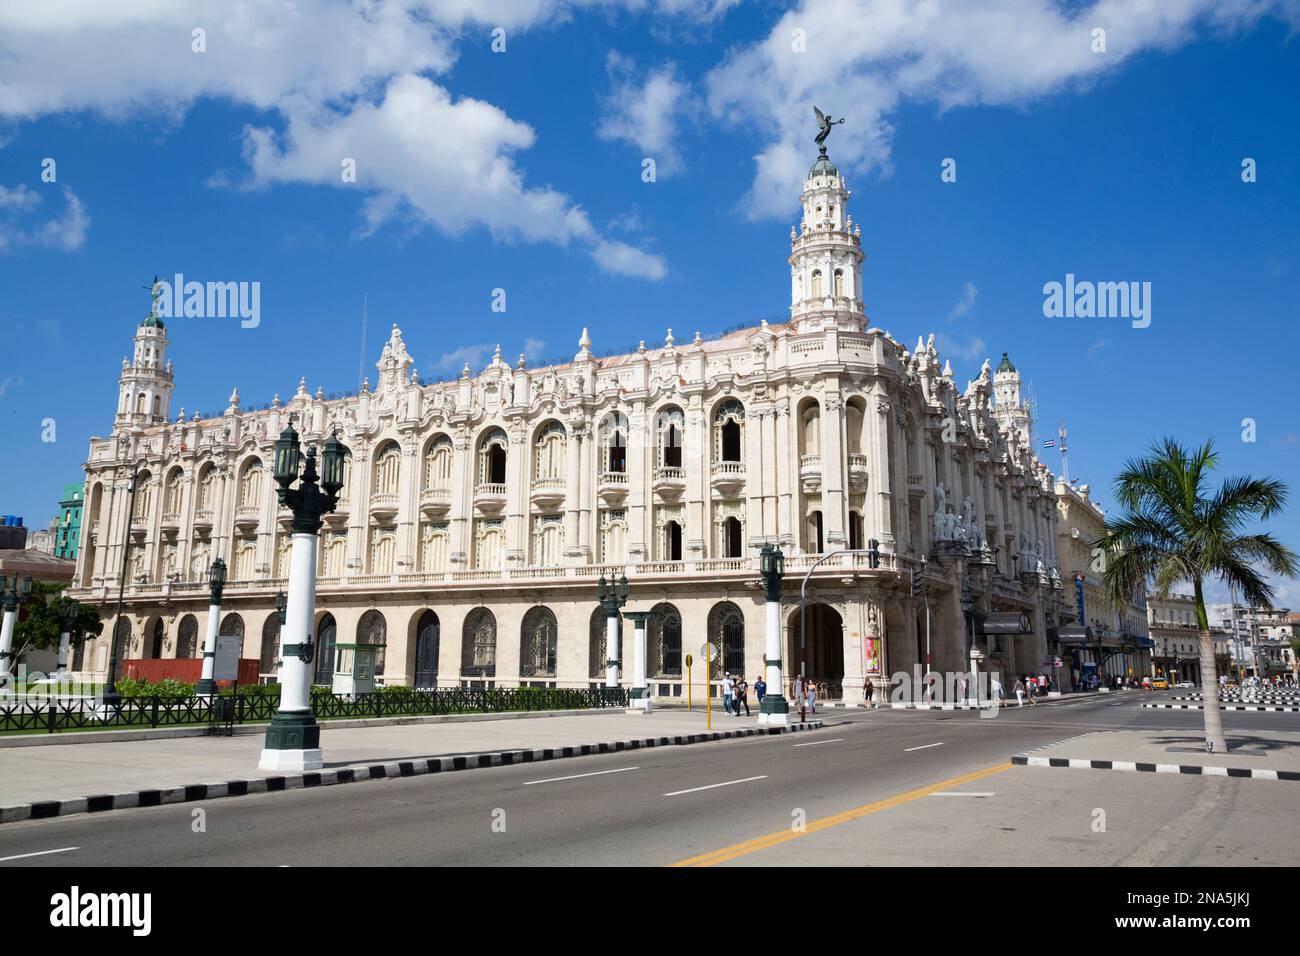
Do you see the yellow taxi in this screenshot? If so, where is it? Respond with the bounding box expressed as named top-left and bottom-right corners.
top-left (1151, 676), bottom-right (1168, 690)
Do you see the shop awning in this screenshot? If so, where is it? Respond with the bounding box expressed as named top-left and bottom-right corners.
top-left (978, 612), bottom-right (1031, 635)
top-left (1055, 624), bottom-right (1092, 644)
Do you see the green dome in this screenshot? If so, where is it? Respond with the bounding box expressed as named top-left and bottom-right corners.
top-left (997, 351), bottom-right (1016, 373)
top-left (141, 313), bottom-right (165, 330)
top-left (809, 148), bottom-right (838, 179)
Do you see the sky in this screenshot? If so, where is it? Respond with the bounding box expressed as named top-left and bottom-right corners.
top-left (1, 0), bottom-right (1297, 605)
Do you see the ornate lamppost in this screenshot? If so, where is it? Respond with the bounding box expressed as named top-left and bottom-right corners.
top-left (757, 543), bottom-right (790, 725)
top-left (0, 574), bottom-right (33, 692)
top-left (54, 595), bottom-right (78, 682)
top-left (196, 557), bottom-right (227, 697)
top-left (598, 573), bottom-right (629, 692)
top-left (258, 421), bottom-right (348, 771)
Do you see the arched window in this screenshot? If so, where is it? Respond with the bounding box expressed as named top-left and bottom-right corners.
top-left (421, 522), bottom-right (449, 572)
top-left (708, 602), bottom-right (745, 678)
top-left (532, 515), bottom-right (563, 566)
top-left (176, 614), bottom-right (199, 659)
top-left (260, 614), bottom-right (281, 676)
top-left (665, 520), bottom-right (683, 561)
top-left (720, 514), bottom-right (743, 558)
top-left (649, 602), bottom-right (682, 679)
top-left (274, 533), bottom-right (292, 578)
top-left (196, 464), bottom-right (215, 510)
top-left (414, 610), bottom-right (440, 688)
top-left (520, 606), bottom-right (558, 679)
top-left (475, 519), bottom-right (504, 570)
top-left (807, 510), bottom-right (824, 554)
top-left (461, 608), bottom-right (497, 678)
top-left (423, 435), bottom-right (453, 490)
top-left (358, 609), bottom-right (388, 677)
top-left (600, 509), bottom-right (627, 564)
top-left (810, 269), bottom-right (823, 299)
top-left (799, 401), bottom-right (821, 457)
top-left (239, 460), bottom-right (263, 508)
top-left (834, 268), bottom-right (845, 297)
top-left (657, 407), bottom-right (684, 469)
top-left (846, 399), bottom-right (865, 456)
top-left (848, 510), bottom-right (863, 550)
top-left (713, 401), bottom-right (744, 463)
top-left (369, 526), bottom-right (397, 574)
top-left (373, 441), bottom-right (401, 497)
top-left (314, 614), bottom-right (337, 686)
top-left (533, 422), bottom-right (565, 480)
top-left (132, 472), bottom-right (152, 518)
top-left (479, 429), bottom-right (508, 486)
top-left (321, 531), bottom-right (347, 577)
top-left (234, 538), bottom-right (256, 580)
top-left (600, 413), bottom-right (628, 474)
top-left (219, 613), bottom-right (245, 658)
top-left (163, 468), bottom-right (183, 515)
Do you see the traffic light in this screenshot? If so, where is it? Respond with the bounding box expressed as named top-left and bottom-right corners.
top-left (867, 538), bottom-right (880, 568)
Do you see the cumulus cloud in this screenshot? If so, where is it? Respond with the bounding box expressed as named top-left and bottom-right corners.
top-left (706, 0), bottom-right (1300, 220)
top-left (0, 186), bottom-right (89, 253)
top-left (599, 53), bottom-right (693, 175)
top-left (947, 281), bottom-right (978, 321)
top-left (0, 0), bottom-right (701, 278)
top-left (935, 332), bottom-right (986, 364)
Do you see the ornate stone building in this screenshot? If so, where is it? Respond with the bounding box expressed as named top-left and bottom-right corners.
top-left (69, 145), bottom-right (1070, 704)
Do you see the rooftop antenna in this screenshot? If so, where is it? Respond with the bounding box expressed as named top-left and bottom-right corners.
top-left (357, 292), bottom-right (368, 392)
top-left (1058, 419), bottom-right (1070, 484)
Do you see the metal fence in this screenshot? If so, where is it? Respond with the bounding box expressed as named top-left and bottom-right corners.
top-left (0, 686), bottom-right (629, 735)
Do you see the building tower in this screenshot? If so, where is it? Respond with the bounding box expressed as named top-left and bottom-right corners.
top-left (992, 351), bottom-right (1032, 448)
top-left (788, 145), bottom-right (866, 334)
top-left (115, 281), bottom-right (174, 430)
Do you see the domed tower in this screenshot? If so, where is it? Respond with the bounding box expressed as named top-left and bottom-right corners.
top-left (992, 352), bottom-right (1032, 448)
top-left (788, 144), bottom-right (865, 333)
top-left (115, 279), bottom-right (174, 430)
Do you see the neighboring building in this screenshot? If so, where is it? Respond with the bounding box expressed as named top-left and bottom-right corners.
top-left (1054, 481), bottom-right (1152, 683)
top-left (1206, 602), bottom-right (1294, 678)
top-left (27, 520), bottom-right (56, 555)
top-left (54, 483), bottom-right (86, 560)
top-left (1145, 591), bottom-right (1231, 684)
top-left (0, 540), bottom-right (77, 674)
top-left (69, 143), bottom-right (1069, 700)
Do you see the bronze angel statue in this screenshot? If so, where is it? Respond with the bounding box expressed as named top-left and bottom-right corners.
top-left (814, 106), bottom-right (844, 147)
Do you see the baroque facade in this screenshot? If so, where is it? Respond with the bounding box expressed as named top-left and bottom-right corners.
top-left (70, 145), bottom-right (1072, 704)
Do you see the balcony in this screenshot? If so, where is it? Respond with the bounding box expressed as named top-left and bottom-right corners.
top-left (129, 514), bottom-right (149, 540)
top-left (710, 461), bottom-right (746, 496)
top-left (192, 509), bottom-right (214, 532)
top-left (848, 453), bottom-right (868, 490)
top-left (597, 471), bottom-right (629, 504)
top-left (420, 487), bottom-right (452, 517)
top-left (234, 505), bottom-right (259, 533)
top-left (800, 454), bottom-right (822, 492)
top-left (653, 466), bottom-right (685, 501)
top-left (369, 493), bottom-right (400, 523)
top-left (907, 473), bottom-right (925, 497)
top-left (159, 512), bottom-right (180, 534)
top-left (474, 482), bottom-right (508, 514)
top-left (529, 477), bottom-right (565, 510)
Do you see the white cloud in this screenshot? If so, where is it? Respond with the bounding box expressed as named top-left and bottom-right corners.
top-left (706, 0), bottom-right (1300, 220)
top-left (0, 375), bottom-right (24, 399)
top-left (0, 1), bottom-right (694, 278)
top-left (0, 186), bottom-right (89, 253)
top-left (434, 343), bottom-right (494, 372)
top-left (946, 281), bottom-right (978, 321)
top-left (599, 53), bottom-right (692, 175)
top-left (935, 332), bottom-right (986, 363)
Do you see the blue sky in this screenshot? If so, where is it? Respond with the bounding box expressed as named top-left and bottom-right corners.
top-left (1, 0), bottom-right (1297, 604)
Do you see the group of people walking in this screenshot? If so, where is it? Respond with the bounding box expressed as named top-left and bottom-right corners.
top-left (718, 673), bottom-right (821, 716)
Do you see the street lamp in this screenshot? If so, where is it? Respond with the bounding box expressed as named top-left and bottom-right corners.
top-left (196, 557), bottom-right (228, 696)
top-left (757, 543), bottom-right (790, 725)
top-left (258, 421), bottom-right (349, 771)
top-left (54, 595), bottom-right (78, 682)
top-left (0, 574), bottom-right (33, 691)
top-left (598, 572), bottom-right (629, 692)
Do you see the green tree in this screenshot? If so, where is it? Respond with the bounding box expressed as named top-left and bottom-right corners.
top-left (1095, 438), bottom-right (1297, 752)
top-left (12, 581), bottom-right (104, 671)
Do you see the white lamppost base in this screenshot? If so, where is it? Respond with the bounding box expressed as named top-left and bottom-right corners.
top-left (626, 698), bottom-right (653, 713)
top-left (258, 747), bottom-right (324, 772)
top-left (757, 711), bottom-right (790, 726)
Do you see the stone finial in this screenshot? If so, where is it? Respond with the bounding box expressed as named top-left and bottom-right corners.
top-left (579, 327), bottom-right (591, 349)
top-left (412, 367), bottom-right (420, 384)
top-left (177, 408), bottom-right (185, 422)
top-left (915, 336), bottom-right (925, 355)
top-left (462, 363), bottom-right (471, 379)
top-left (492, 344), bottom-right (502, 364)
top-left (297, 377), bottom-right (308, 397)
top-left (272, 394), bottom-right (281, 408)
top-left (228, 387), bottom-right (240, 409)
top-left (693, 331), bottom-right (702, 345)
top-left (361, 376), bottom-right (370, 394)
top-left (316, 386), bottom-right (324, 400)
top-left (665, 328), bottom-right (675, 348)
top-left (517, 354), bottom-right (527, 369)
top-left (942, 360), bottom-right (952, 378)
top-left (638, 340), bottom-right (646, 354)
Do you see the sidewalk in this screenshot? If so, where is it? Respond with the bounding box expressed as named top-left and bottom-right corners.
top-left (1013, 729), bottom-right (1300, 781)
top-left (0, 709), bottom-right (821, 823)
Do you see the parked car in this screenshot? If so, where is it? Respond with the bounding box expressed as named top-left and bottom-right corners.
top-left (1151, 677), bottom-right (1169, 690)
top-left (1176, 680), bottom-right (1195, 688)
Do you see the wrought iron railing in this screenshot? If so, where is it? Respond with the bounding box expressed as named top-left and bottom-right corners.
top-left (0, 686), bottom-right (629, 735)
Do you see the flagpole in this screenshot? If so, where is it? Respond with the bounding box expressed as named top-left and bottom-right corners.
top-left (1058, 421), bottom-right (1070, 484)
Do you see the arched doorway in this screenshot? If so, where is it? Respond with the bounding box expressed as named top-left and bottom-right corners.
top-left (357, 610), bottom-right (387, 677)
top-left (461, 607), bottom-right (496, 680)
top-left (260, 615), bottom-right (281, 678)
top-left (520, 606), bottom-right (558, 681)
top-left (149, 618), bottom-right (165, 658)
top-left (219, 613), bottom-right (245, 657)
top-left (789, 603), bottom-right (844, 700)
top-left (589, 606), bottom-right (616, 681)
top-left (414, 610), bottom-right (440, 689)
top-left (708, 601), bottom-right (745, 679)
top-left (176, 614), bottom-right (198, 659)
top-left (314, 614), bottom-right (337, 686)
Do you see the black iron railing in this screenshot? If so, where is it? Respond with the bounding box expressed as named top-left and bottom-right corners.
top-left (0, 686), bottom-right (629, 735)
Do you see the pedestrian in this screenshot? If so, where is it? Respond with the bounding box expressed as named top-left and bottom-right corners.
top-left (808, 679), bottom-right (818, 714)
top-left (794, 675), bottom-right (805, 716)
top-left (864, 676), bottom-right (875, 708)
top-left (755, 674), bottom-right (766, 704)
top-left (991, 676), bottom-right (1004, 708)
top-left (958, 676), bottom-right (968, 705)
top-left (722, 672), bottom-right (734, 716)
top-left (736, 677), bottom-right (751, 716)
top-left (1026, 676), bottom-right (1038, 706)
top-left (1014, 677), bottom-right (1025, 707)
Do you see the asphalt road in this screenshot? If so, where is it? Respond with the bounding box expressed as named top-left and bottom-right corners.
top-left (1, 694), bottom-right (1295, 867)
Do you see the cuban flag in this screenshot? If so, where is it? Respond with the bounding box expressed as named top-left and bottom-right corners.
top-left (1042, 439), bottom-right (1056, 448)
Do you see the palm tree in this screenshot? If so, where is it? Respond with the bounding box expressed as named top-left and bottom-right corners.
top-left (1094, 438), bottom-right (1297, 752)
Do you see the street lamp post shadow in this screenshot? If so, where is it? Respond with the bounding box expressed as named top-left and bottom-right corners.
top-left (258, 419), bottom-right (349, 772)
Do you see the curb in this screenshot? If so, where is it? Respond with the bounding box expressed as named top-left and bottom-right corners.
top-left (0, 720), bottom-right (824, 825)
top-left (1142, 703), bottom-right (1300, 712)
top-left (1012, 754), bottom-right (1300, 781)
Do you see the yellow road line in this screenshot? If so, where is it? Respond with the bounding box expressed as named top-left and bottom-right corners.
top-left (669, 761), bottom-right (1012, 867)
